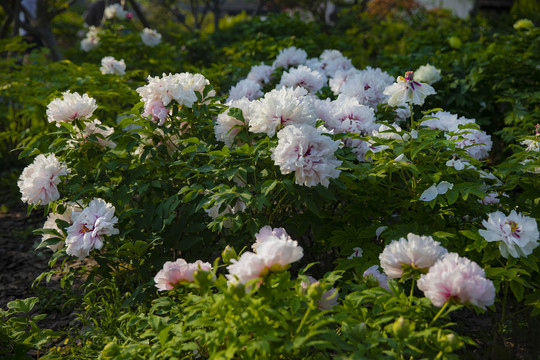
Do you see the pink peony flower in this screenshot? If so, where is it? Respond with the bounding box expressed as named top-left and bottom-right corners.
top-left (226, 251), bottom-right (267, 286)
top-left (379, 233), bottom-right (448, 279)
top-left (154, 258), bottom-right (212, 291)
top-left (18, 154), bottom-right (70, 205)
top-left (417, 253), bottom-right (495, 309)
top-left (65, 198), bottom-right (119, 259)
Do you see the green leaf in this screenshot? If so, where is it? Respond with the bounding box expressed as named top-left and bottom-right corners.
top-left (510, 281), bottom-right (525, 302)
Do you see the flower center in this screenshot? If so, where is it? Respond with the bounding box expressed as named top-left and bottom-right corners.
top-left (80, 224), bottom-right (91, 234)
top-left (505, 220), bottom-right (520, 236)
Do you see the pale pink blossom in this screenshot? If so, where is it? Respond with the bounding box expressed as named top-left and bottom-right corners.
top-left (363, 265), bottom-right (389, 290)
top-left (18, 154), bottom-right (70, 205)
top-left (214, 98), bottom-right (253, 147)
top-left (226, 252), bottom-right (267, 286)
top-left (479, 210), bottom-right (539, 258)
top-left (247, 63), bottom-right (273, 85)
top-left (77, 119), bottom-right (116, 148)
top-left (272, 124), bottom-right (342, 187)
top-left (154, 259), bottom-right (212, 291)
top-left (41, 204), bottom-right (77, 251)
top-left (46, 91), bottom-right (97, 125)
top-left (65, 198), bottom-right (119, 259)
top-left (319, 49), bottom-right (353, 77)
top-left (256, 237), bottom-right (304, 272)
top-left (379, 233), bottom-right (448, 279)
top-left (252, 225), bottom-right (290, 252)
top-left (301, 276), bottom-right (339, 310)
top-left (339, 67), bottom-right (394, 107)
top-left (417, 253), bottom-right (495, 309)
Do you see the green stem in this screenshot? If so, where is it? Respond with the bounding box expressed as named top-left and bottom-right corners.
top-left (409, 276), bottom-right (416, 305)
top-left (432, 300), bottom-right (450, 324)
top-left (268, 189), bottom-right (288, 224)
top-left (409, 103), bottom-right (414, 130)
top-left (499, 281), bottom-right (509, 333)
top-left (296, 304), bottom-right (313, 335)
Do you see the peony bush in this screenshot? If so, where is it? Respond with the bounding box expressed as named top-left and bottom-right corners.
top-left (2, 6), bottom-right (540, 359)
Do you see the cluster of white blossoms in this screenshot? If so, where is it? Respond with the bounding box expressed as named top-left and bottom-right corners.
top-left (65, 198), bottom-right (119, 259)
top-left (100, 56), bottom-right (126, 76)
top-left (140, 28), bottom-right (162, 47)
top-left (136, 72), bottom-right (214, 126)
top-left (81, 26), bottom-right (100, 52)
top-left (18, 154), bottom-right (70, 205)
top-left (379, 233), bottom-right (448, 279)
top-left (46, 91), bottom-right (97, 125)
top-left (479, 210), bottom-right (539, 258)
top-left (103, 3), bottom-right (128, 20)
top-left (417, 253), bottom-right (495, 309)
top-left (226, 226), bottom-right (303, 286)
top-left (272, 124), bottom-right (342, 187)
top-left (421, 111), bottom-right (492, 160)
top-left (154, 259), bottom-right (212, 291)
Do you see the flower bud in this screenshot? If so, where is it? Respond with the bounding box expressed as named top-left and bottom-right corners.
top-left (513, 19), bottom-right (534, 31)
top-left (100, 342), bottom-right (120, 359)
top-left (221, 245), bottom-right (237, 264)
top-left (391, 316), bottom-right (414, 339)
top-left (306, 282), bottom-right (324, 302)
top-left (448, 36), bottom-right (462, 49)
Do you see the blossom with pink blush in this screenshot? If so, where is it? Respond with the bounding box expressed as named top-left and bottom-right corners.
top-left (479, 210), bottom-right (539, 258)
top-left (363, 265), bottom-right (389, 290)
top-left (379, 233), bottom-right (448, 279)
top-left (255, 236), bottom-right (304, 272)
top-left (339, 66), bottom-right (394, 107)
top-left (278, 65), bottom-right (327, 94)
top-left (348, 247), bottom-right (363, 259)
top-left (154, 259), bottom-right (212, 291)
top-left (214, 98), bottom-right (253, 147)
top-left (479, 192), bottom-right (500, 205)
top-left (247, 63), bottom-right (273, 85)
top-left (417, 253), bottom-right (495, 309)
top-left (100, 56), bottom-right (126, 76)
top-left (252, 225), bottom-right (291, 252)
top-left (18, 154), bottom-right (70, 205)
top-left (226, 252), bottom-right (267, 286)
top-left (272, 124), bottom-right (342, 187)
top-left (143, 99), bottom-right (169, 125)
top-left (65, 198), bottom-right (119, 259)
top-left (46, 91), bottom-right (97, 125)
top-left (301, 276), bottom-right (339, 310)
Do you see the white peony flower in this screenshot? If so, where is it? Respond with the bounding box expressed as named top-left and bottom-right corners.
top-left (363, 265), bottom-right (389, 290)
top-left (479, 210), bottom-right (539, 258)
top-left (41, 204), bottom-right (77, 251)
top-left (227, 79), bottom-right (262, 101)
top-left (278, 65), bottom-right (327, 94)
top-left (247, 63), bottom-right (273, 85)
top-left (328, 67), bottom-right (360, 95)
top-left (214, 98), bottom-right (253, 147)
top-left (204, 199), bottom-right (246, 228)
top-left (272, 124), bottom-right (342, 187)
top-left (256, 237), bottom-right (304, 272)
top-left (272, 46), bottom-right (307, 69)
top-left (76, 119), bottom-right (116, 149)
top-left (226, 252), bottom-right (267, 286)
top-left (46, 91), bottom-right (97, 125)
top-left (154, 259), bottom-right (212, 291)
top-left (478, 192), bottom-right (501, 205)
top-left (417, 253), bottom-right (495, 309)
top-left (419, 181), bottom-right (454, 202)
top-left (252, 225), bottom-right (291, 252)
top-left (348, 247), bottom-right (363, 259)
top-left (65, 198), bottom-right (119, 259)
top-left (80, 26), bottom-right (99, 52)
top-left (384, 71), bottom-right (436, 107)
top-left (140, 28), bottom-right (162, 47)
top-left (248, 87), bottom-right (316, 137)
top-left (104, 3), bottom-right (127, 20)
top-left (319, 49), bottom-right (353, 78)
top-left (18, 154), bottom-right (70, 205)
top-left (339, 66), bottom-right (394, 107)
top-left (100, 56), bottom-right (126, 76)
top-left (413, 64), bottom-right (441, 85)
top-left (521, 139), bottom-right (539, 152)
top-left (379, 233), bottom-right (448, 279)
